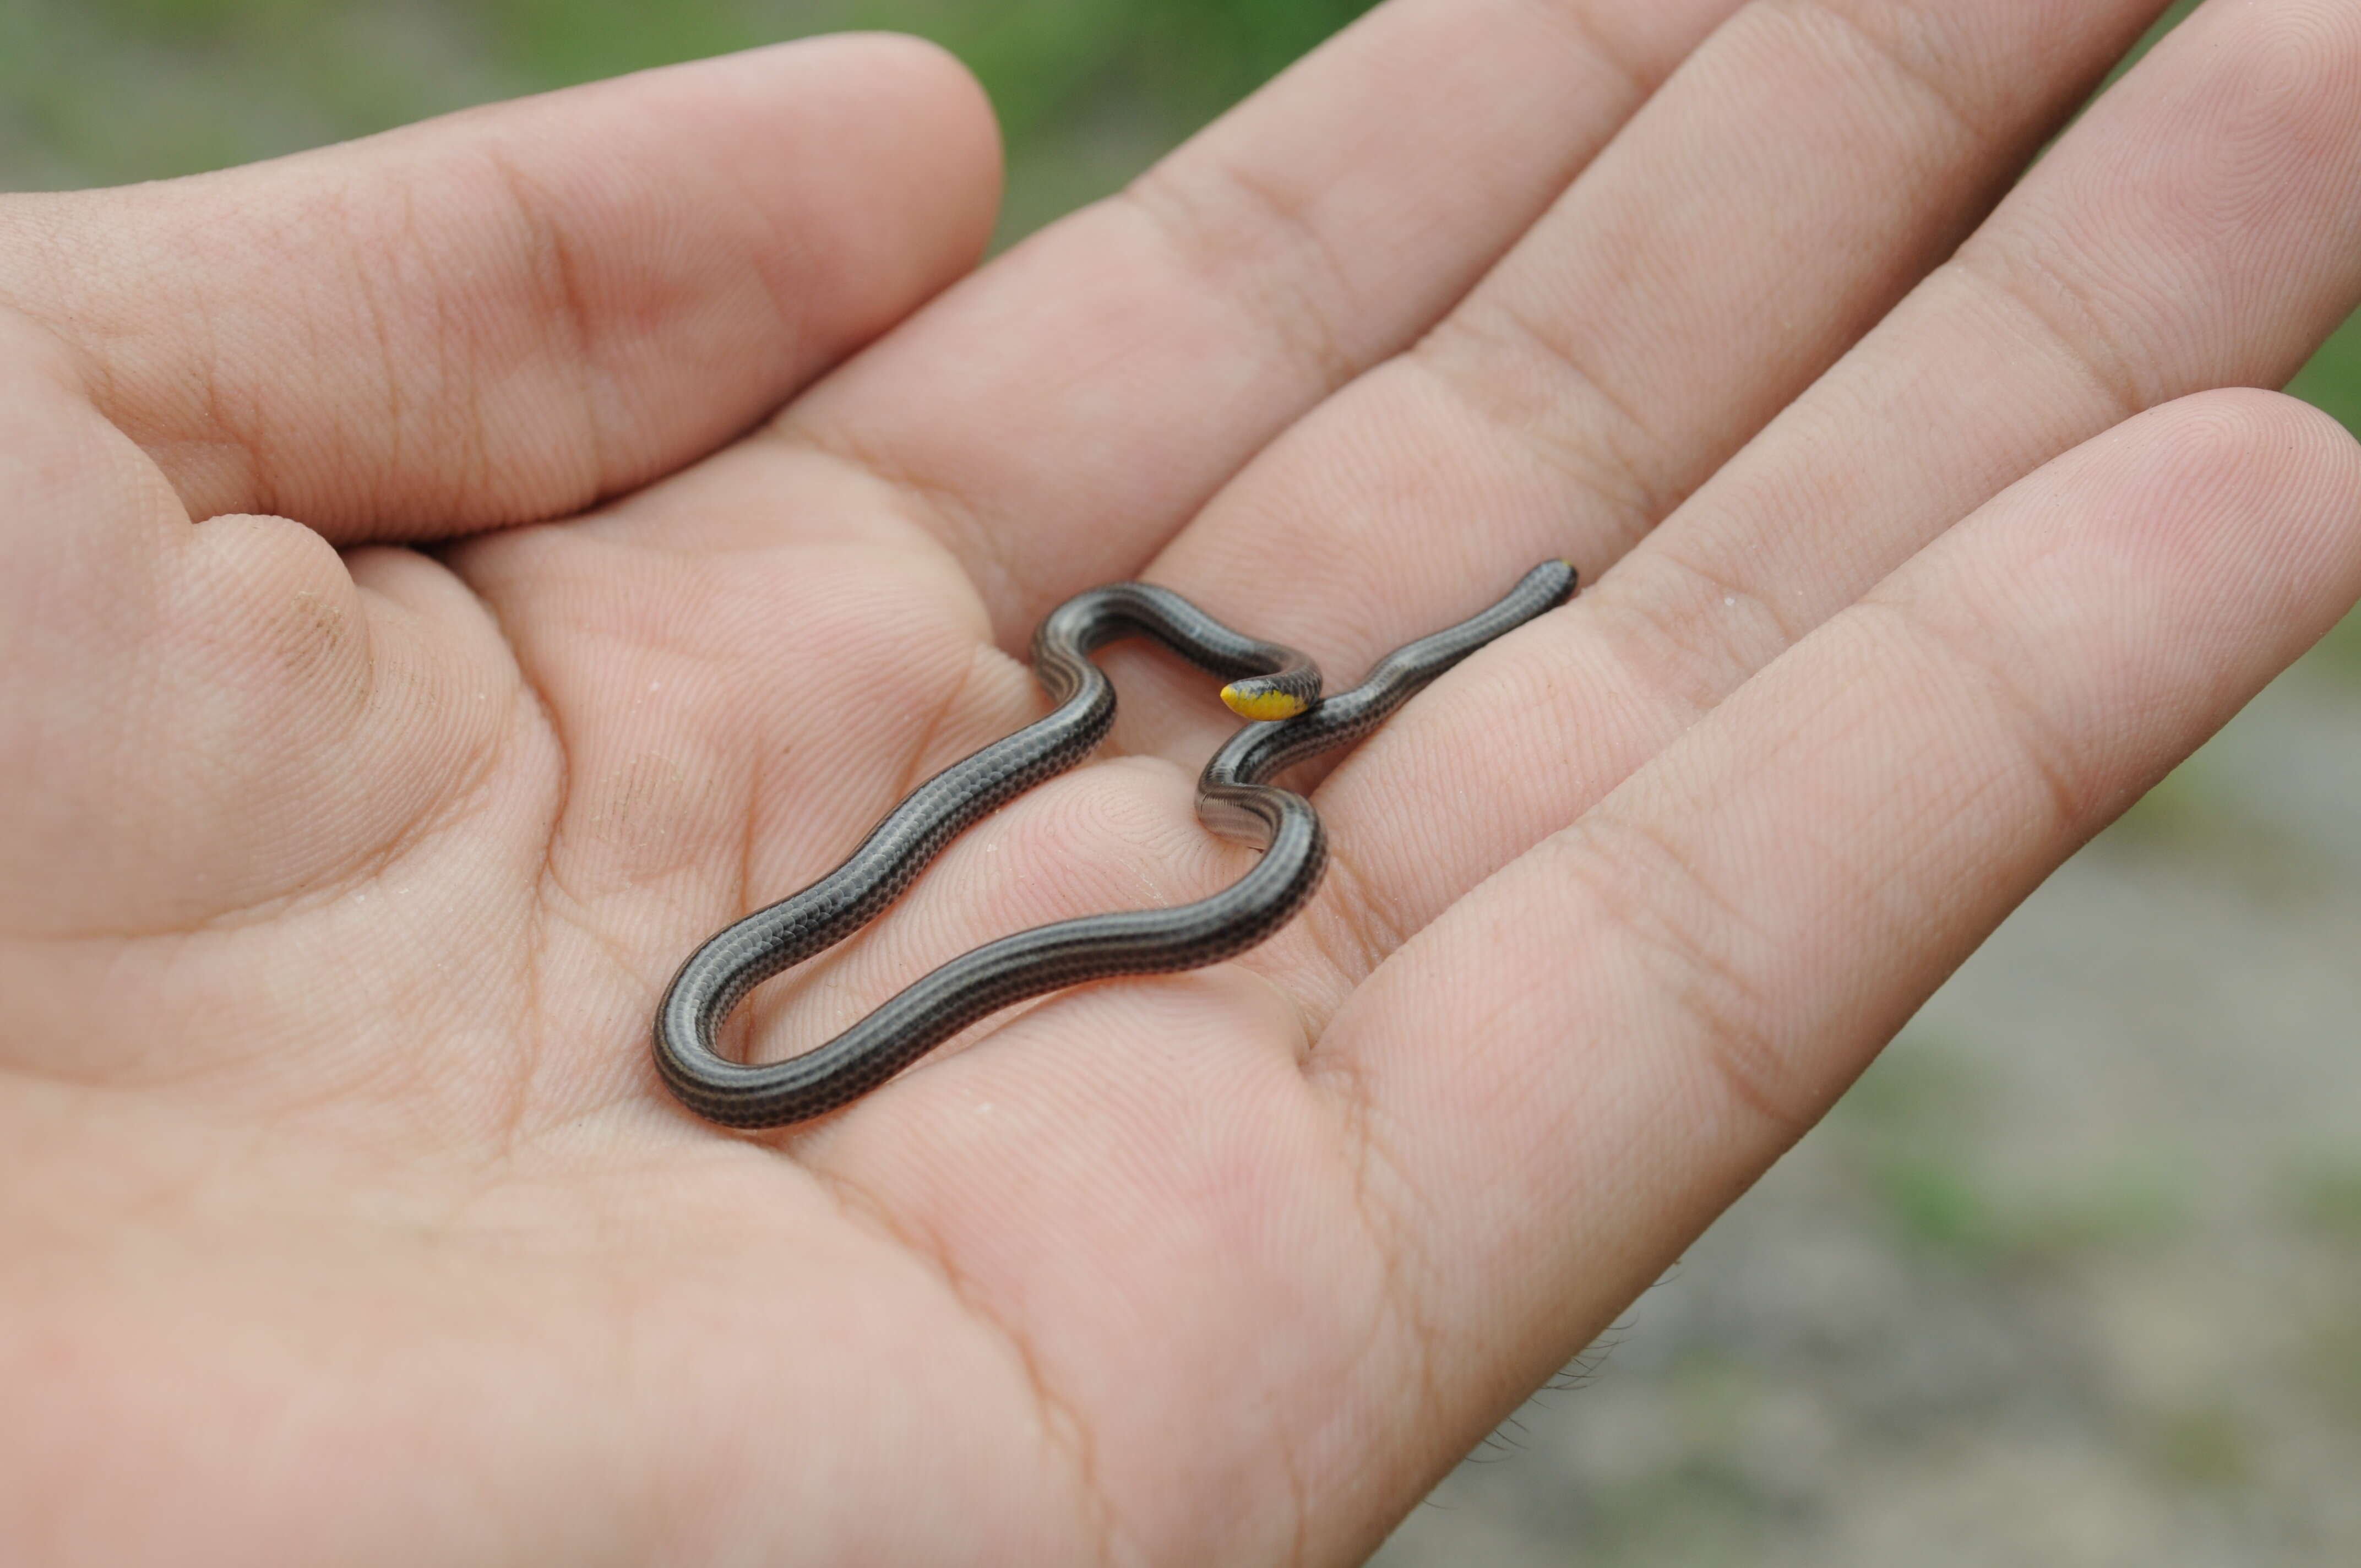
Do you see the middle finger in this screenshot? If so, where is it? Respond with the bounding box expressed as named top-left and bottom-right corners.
top-left (1290, 0), bottom-right (2361, 1007)
top-left (1135, 0), bottom-right (2172, 760)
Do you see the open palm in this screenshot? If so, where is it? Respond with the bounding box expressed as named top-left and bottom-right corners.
top-left (6, 3), bottom-right (2360, 1562)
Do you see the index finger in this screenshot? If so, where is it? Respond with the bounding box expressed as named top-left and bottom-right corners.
top-left (1323, 394), bottom-right (2361, 1504)
top-left (0, 36), bottom-right (999, 540)
top-left (743, 0), bottom-right (1749, 645)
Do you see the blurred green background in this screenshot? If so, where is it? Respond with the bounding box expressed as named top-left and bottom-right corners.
top-left (0, 0), bottom-right (1383, 237)
top-left (6, 2), bottom-right (2358, 1564)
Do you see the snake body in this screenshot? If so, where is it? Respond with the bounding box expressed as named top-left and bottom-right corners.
top-left (654, 560), bottom-right (1577, 1128)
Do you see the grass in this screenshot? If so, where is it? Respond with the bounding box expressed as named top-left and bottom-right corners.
top-left (2287, 1161), bottom-right (2361, 1244)
top-left (1832, 1035), bottom-right (2195, 1264)
top-left (2146, 1401), bottom-right (2255, 1490)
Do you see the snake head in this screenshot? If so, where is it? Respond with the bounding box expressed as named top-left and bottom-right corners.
top-left (1219, 679), bottom-right (1313, 721)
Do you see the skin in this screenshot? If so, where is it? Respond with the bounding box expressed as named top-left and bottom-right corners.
top-left (2, 1), bottom-right (2359, 1561)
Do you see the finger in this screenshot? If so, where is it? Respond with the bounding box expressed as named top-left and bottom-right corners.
top-left (0, 35), bottom-right (998, 541)
top-left (1322, 390), bottom-right (2361, 1513)
top-left (712, 0), bottom-right (1751, 643)
top-left (1298, 0), bottom-right (2361, 989)
top-left (1098, 0), bottom-right (2169, 783)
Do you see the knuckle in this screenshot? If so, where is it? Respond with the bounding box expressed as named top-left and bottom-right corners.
top-left (1121, 154), bottom-right (1361, 393)
top-left (1544, 815), bottom-right (1822, 1138)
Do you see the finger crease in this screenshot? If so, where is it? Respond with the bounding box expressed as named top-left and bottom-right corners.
top-left (1864, 596), bottom-right (2093, 835)
top-left (1532, 0), bottom-right (1657, 105)
top-left (1949, 243), bottom-right (2154, 428)
top-left (1778, 0), bottom-right (1996, 152)
top-left (1548, 818), bottom-right (1813, 1139)
top-left (1121, 153), bottom-right (1362, 395)
top-left (1302, 836), bottom-right (1410, 1005)
top-left (481, 145), bottom-right (607, 513)
top-left (1412, 315), bottom-right (1670, 549)
top-left (1588, 554), bottom-right (1797, 727)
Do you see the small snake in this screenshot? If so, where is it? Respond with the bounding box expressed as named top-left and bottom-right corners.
top-left (653, 559), bottom-right (1578, 1128)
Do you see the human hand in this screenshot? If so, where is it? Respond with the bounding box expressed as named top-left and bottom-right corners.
top-left (4, 2), bottom-right (2358, 1562)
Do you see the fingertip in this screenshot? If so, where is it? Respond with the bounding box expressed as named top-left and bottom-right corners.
top-left (2082, 388), bottom-right (2361, 567)
top-left (482, 31), bottom-right (1007, 367)
top-left (2166, 387), bottom-right (2361, 646)
top-left (715, 32), bottom-right (1005, 285)
top-left (1889, 386), bottom-right (2361, 764)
